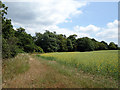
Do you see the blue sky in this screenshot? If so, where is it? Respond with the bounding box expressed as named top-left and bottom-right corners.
top-left (4, 1), bottom-right (118, 44)
top-left (58, 2), bottom-right (118, 28)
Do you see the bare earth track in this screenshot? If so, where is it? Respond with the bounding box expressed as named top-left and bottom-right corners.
top-left (3, 56), bottom-right (48, 88)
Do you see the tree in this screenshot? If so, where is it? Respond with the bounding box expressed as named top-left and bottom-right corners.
top-left (101, 41), bottom-right (108, 50)
top-left (97, 42), bottom-right (108, 50)
top-left (35, 30), bottom-right (59, 52)
top-left (57, 34), bottom-right (68, 52)
top-left (15, 27), bottom-right (37, 53)
top-left (108, 42), bottom-right (117, 50)
top-left (1, 1), bottom-right (18, 58)
top-left (34, 46), bottom-right (44, 53)
top-left (67, 34), bottom-right (77, 51)
top-left (34, 32), bottom-right (43, 47)
top-left (77, 37), bottom-right (95, 52)
top-left (67, 39), bottom-right (73, 52)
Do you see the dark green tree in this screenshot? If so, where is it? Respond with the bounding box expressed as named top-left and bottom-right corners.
top-left (108, 42), bottom-right (117, 50)
top-left (77, 37), bottom-right (95, 52)
top-left (57, 34), bottom-right (68, 52)
top-left (1, 1), bottom-right (18, 58)
top-left (67, 34), bottom-right (77, 51)
top-left (67, 39), bottom-right (73, 52)
top-left (101, 41), bottom-right (108, 50)
top-left (35, 30), bottom-right (59, 52)
top-left (15, 27), bottom-right (37, 53)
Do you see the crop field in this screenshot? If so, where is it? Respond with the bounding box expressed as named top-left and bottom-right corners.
top-left (3, 51), bottom-right (118, 88)
top-left (39, 50), bottom-right (118, 80)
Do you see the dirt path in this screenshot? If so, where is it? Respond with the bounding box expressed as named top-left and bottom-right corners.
top-left (3, 56), bottom-right (48, 88)
top-left (3, 56), bottom-right (76, 88)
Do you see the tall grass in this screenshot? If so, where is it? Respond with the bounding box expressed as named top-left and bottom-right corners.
top-left (38, 50), bottom-right (118, 80)
top-left (3, 54), bottom-right (30, 81)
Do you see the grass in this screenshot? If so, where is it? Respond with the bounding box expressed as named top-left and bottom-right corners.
top-left (34, 55), bottom-right (118, 88)
top-left (38, 50), bottom-right (118, 80)
top-left (2, 52), bottom-right (118, 88)
top-left (2, 53), bottom-right (30, 82)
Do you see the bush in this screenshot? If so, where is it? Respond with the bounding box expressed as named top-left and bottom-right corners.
top-left (2, 37), bottom-right (18, 59)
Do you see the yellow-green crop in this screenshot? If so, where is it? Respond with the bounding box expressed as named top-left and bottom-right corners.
top-left (39, 50), bottom-right (118, 80)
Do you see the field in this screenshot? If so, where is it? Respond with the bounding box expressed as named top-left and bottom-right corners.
top-left (2, 50), bottom-right (118, 88)
top-left (39, 50), bottom-right (118, 80)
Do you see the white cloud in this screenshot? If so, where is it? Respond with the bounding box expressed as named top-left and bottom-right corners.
top-left (72, 20), bottom-right (118, 44)
top-left (6, 1), bottom-right (87, 25)
top-left (96, 20), bottom-right (118, 39)
top-left (64, 20), bottom-right (72, 23)
top-left (107, 20), bottom-right (118, 29)
top-left (19, 23), bottom-right (89, 38)
top-left (74, 24), bottom-right (100, 32)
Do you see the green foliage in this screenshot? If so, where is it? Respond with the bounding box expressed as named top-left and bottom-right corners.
top-left (67, 34), bottom-right (77, 51)
top-left (15, 27), bottom-right (37, 53)
top-left (92, 39), bottom-right (109, 50)
top-left (0, 1), bottom-right (8, 18)
top-left (2, 19), bottom-right (15, 39)
top-left (34, 46), bottom-right (44, 53)
top-left (77, 37), bottom-right (95, 52)
top-left (67, 39), bottom-right (73, 51)
top-left (57, 34), bottom-right (68, 52)
top-left (2, 38), bottom-right (11, 58)
top-left (2, 37), bottom-right (18, 59)
top-left (1, 2), bottom-right (18, 59)
top-left (35, 30), bottom-right (59, 52)
top-left (108, 42), bottom-right (117, 50)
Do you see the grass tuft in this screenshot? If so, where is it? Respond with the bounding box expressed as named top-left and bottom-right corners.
top-left (2, 53), bottom-right (30, 81)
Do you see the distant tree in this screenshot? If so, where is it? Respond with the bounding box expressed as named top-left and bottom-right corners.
top-left (67, 34), bottom-right (77, 51)
top-left (77, 37), bottom-right (95, 52)
top-left (35, 30), bottom-right (59, 52)
top-left (101, 41), bottom-right (108, 50)
top-left (108, 42), bottom-right (117, 50)
top-left (67, 39), bottom-right (73, 52)
top-left (15, 27), bottom-right (36, 53)
top-left (91, 39), bottom-right (109, 50)
top-left (34, 32), bottom-right (43, 47)
top-left (97, 42), bottom-right (108, 50)
top-left (91, 39), bottom-right (99, 50)
top-left (57, 34), bottom-right (68, 52)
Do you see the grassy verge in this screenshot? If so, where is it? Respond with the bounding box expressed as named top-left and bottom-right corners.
top-left (34, 55), bottom-right (118, 88)
top-left (2, 53), bottom-right (30, 82)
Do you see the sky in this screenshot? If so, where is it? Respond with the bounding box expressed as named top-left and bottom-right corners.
top-left (4, 1), bottom-right (118, 44)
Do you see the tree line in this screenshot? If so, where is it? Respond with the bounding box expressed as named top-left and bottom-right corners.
top-left (1, 1), bottom-right (119, 59)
